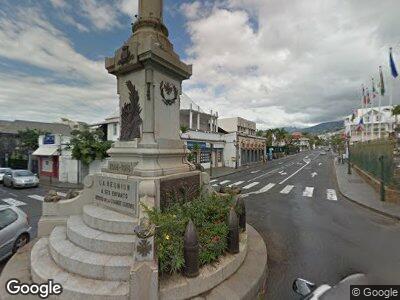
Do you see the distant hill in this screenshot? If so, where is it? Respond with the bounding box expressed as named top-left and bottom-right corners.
top-left (284, 121), bottom-right (344, 135)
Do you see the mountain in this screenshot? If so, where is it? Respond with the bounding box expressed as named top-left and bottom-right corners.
top-left (283, 121), bottom-right (344, 135)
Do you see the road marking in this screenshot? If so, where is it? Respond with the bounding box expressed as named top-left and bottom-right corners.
top-left (318, 163), bottom-right (322, 166)
top-left (311, 172), bottom-right (318, 178)
top-left (251, 170), bottom-right (261, 174)
top-left (279, 159), bottom-right (311, 185)
top-left (327, 189), bottom-right (338, 201)
top-left (302, 187), bottom-right (314, 198)
top-left (279, 162), bottom-right (283, 165)
top-left (257, 183), bottom-right (276, 193)
top-left (242, 182), bottom-right (260, 190)
top-left (57, 192), bottom-right (67, 197)
top-left (228, 181), bottom-right (244, 187)
top-left (280, 185), bottom-right (294, 194)
top-left (28, 195), bottom-right (44, 201)
top-left (210, 179), bottom-right (217, 183)
top-left (219, 180), bottom-right (231, 185)
top-left (2, 198), bottom-right (27, 207)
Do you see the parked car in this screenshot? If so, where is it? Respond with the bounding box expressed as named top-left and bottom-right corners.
top-left (293, 273), bottom-right (369, 299)
top-left (0, 168), bottom-right (12, 183)
top-left (3, 169), bottom-right (39, 188)
top-left (0, 205), bottom-right (32, 262)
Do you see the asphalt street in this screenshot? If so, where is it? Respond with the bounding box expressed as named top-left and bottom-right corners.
top-left (212, 150), bottom-right (400, 299)
top-left (0, 184), bottom-right (67, 273)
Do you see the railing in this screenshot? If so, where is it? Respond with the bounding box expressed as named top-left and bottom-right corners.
top-left (350, 139), bottom-right (399, 190)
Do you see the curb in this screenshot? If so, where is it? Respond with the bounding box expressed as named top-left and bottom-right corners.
top-left (333, 163), bottom-right (400, 221)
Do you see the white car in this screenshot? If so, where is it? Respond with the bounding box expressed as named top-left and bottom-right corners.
top-left (0, 168), bottom-right (12, 183)
top-left (0, 205), bottom-right (32, 262)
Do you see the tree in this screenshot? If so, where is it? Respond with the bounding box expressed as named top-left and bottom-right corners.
top-left (393, 105), bottom-right (400, 131)
top-left (68, 128), bottom-right (113, 165)
top-left (256, 130), bottom-right (264, 137)
top-left (18, 129), bottom-right (45, 154)
top-left (180, 125), bottom-right (189, 133)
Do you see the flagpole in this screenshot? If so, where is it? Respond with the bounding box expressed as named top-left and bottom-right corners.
top-left (361, 85), bottom-right (365, 142)
top-left (379, 67), bottom-right (383, 139)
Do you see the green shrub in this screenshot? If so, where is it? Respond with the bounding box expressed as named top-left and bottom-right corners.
top-left (143, 193), bottom-right (235, 275)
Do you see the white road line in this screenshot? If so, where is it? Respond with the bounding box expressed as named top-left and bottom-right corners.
top-left (210, 179), bottom-right (217, 183)
top-left (279, 160), bottom-right (311, 185)
top-left (251, 170), bottom-right (261, 174)
top-left (1, 198), bottom-right (27, 207)
top-left (228, 181), bottom-right (244, 187)
top-left (219, 180), bottom-right (231, 185)
top-left (57, 192), bottom-right (67, 197)
top-left (318, 163), bottom-right (322, 166)
top-left (242, 182), bottom-right (260, 190)
top-left (327, 189), bottom-right (338, 201)
top-left (257, 183), bottom-right (276, 193)
top-left (302, 187), bottom-right (314, 198)
top-left (28, 195), bottom-right (44, 201)
top-left (280, 185), bottom-right (294, 194)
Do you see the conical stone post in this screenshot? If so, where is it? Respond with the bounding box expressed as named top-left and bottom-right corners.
top-left (227, 207), bottom-right (239, 254)
top-left (184, 220), bottom-right (199, 277)
top-left (236, 196), bottom-right (246, 232)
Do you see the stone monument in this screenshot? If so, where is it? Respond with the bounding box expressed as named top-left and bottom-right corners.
top-left (26, 1), bottom-right (208, 299)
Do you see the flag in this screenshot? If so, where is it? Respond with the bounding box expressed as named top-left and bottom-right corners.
top-left (365, 88), bottom-right (371, 105)
top-left (357, 117), bottom-right (365, 131)
top-left (351, 110), bottom-right (356, 121)
top-left (371, 77), bottom-right (377, 99)
top-left (379, 66), bottom-right (385, 96)
top-left (390, 47), bottom-right (398, 78)
top-left (361, 85), bottom-right (367, 104)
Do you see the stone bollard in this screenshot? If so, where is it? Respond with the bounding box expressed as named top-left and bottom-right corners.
top-left (184, 220), bottom-right (199, 277)
top-left (235, 196), bottom-right (246, 232)
top-left (227, 207), bottom-right (239, 254)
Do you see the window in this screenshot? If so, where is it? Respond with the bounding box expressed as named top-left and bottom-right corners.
top-left (200, 149), bottom-right (211, 163)
top-left (0, 209), bottom-right (18, 230)
top-left (113, 123), bottom-right (118, 136)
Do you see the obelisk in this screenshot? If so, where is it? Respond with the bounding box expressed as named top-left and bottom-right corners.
top-left (105, 0), bottom-right (193, 178)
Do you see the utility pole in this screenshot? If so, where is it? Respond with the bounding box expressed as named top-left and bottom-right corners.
top-left (209, 143), bottom-right (213, 178)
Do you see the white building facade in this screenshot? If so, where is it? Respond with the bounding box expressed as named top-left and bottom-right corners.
top-left (344, 106), bottom-right (398, 143)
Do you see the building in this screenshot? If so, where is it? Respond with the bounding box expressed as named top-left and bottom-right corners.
top-left (180, 94), bottom-right (225, 169)
top-left (219, 117), bottom-right (266, 168)
top-left (93, 113), bottom-right (120, 142)
top-left (0, 120), bottom-right (71, 170)
top-left (344, 106), bottom-right (398, 143)
top-left (291, 132), bottom-right (310, 152)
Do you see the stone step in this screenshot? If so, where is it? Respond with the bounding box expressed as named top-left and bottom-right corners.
top-left (67, 215), bottom-right (136, 255)
top-left (31, 238), bottom-right (129, 300)
top-left (49, 226), bottom-right (134, 281)
top-left (83, 204), bottom-right (138, 234)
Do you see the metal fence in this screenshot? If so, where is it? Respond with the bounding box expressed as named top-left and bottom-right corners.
top-left (350, 140), bottom-right (399, 190)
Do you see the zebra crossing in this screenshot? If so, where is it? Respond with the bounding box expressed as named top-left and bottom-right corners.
top-left (211, 178), bottom-right (339, 201)
top-left (0, 193), bottom-right (46, 207)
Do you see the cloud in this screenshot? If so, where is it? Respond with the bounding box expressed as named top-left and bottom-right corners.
top-left (181, 0), bottom-right (400, 129)
top-left (49, 0), bottom-right (67, 8)
top-left (0, 5), bottom-right (117, 123)
top-left (79, 0), bottom-right (121, 31)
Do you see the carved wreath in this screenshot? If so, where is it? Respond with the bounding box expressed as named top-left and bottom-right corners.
top-left (160, 81), bottom-right (178, 106)
top-left (120, 81), bottom-right (142, 141)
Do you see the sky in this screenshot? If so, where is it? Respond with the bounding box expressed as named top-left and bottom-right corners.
top-left (0, 0), bottom-right (399, 129)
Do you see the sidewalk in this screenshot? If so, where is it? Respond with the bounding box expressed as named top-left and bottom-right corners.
top-left (334, 162), bottom-right (400, 220)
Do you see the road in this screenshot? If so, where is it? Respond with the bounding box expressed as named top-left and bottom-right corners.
top-left (0, 184), bottom-right (67, 273)
top-left (212, 150), bottom-right (400, 299)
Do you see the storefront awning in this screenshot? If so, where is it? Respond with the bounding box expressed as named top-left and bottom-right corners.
top-left (32, 147), bottom-right (59, 156)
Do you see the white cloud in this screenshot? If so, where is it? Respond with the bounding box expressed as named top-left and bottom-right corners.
top-left (79, 0), bottom-right (121, 31)
top-left (0, 6), bottom-right (117, 123)
top-left (118, 0), bottom-right (138, 17)
top-left (181, 0), bottom-right (400, 129)
top-left (49, 0), bottom-right (67, 8)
